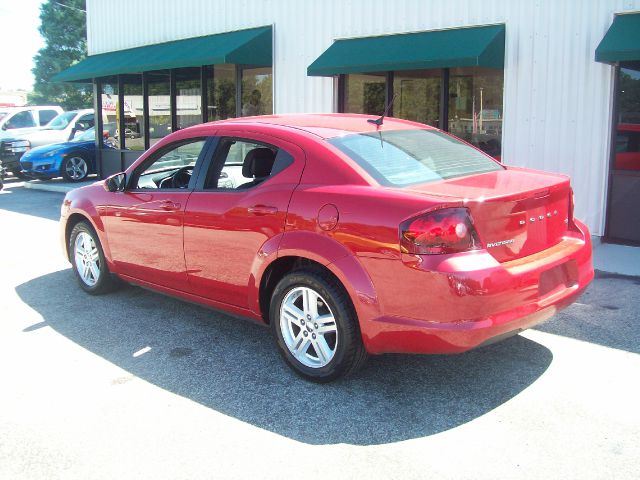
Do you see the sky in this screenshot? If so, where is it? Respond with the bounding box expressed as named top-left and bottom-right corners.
top-left (0, 0), bottom-right (46, 91)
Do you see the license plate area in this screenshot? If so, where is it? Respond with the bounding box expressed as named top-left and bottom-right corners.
top-left (538, 260), bottom-right (578, 298)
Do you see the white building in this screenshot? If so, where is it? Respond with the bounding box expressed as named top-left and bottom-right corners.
top-left (55, 0), bottom-right (640, 244)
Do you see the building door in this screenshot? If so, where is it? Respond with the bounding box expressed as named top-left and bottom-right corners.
top-left (606, 65), bottom-right (640, 244)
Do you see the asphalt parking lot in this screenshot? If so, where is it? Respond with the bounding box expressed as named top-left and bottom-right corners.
top-left (1, 181), bottom-right (639, 479)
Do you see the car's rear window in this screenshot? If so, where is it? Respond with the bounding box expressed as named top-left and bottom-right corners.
top-left (328, 129), bottom-right (503, 187)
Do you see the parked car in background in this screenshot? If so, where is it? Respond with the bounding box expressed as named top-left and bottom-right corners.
top-left (20, 127), bottom-right (106, 182)
top-left (615, 123), bottom-right (640, 170)
top-left (0, 109), bottom-right (94, 177)
top-left (0, 158), bottom-right (5, 191)
top-left (0, 105), bottom-right (63, 140)
top-left (60, 114), bottom-right (593, 382)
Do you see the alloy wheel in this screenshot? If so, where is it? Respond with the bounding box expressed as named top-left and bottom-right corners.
top-left (65, 156), bottom-right (88, 180)
top-left (74, 231), bottom-right (100, 287)
top-left (279, 286), bottom-right (338, 368)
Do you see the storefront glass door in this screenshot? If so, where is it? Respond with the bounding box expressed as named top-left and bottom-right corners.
top-left (607, 65), bottom-right (640, 244)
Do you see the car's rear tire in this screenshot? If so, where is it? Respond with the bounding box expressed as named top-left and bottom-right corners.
top-left (62, 154), bottom-right (89, 182)
top-left (270, 268), bottom-right (368, 382)
top-left (69, 221), bottom-right (117, 295)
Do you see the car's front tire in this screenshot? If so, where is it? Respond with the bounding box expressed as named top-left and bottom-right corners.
top-left (62, 154), bottom-right (90, 182)
top-left (69, 221), bottom-right (117, 295)
top-left (270, 268), bottom-right (368, 382)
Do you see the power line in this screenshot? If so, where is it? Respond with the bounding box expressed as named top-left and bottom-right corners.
top-left (53, 2), bottom-right (86, 14)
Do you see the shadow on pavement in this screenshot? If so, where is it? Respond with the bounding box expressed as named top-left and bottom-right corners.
top-left (16, 269), bottom-right (553, 446)
top-left (0, 184), bottom-right (62, 221)
top-left (535, 270), bottom-right (640, 354)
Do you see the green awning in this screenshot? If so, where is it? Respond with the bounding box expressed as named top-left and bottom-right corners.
top-left (307, 24), bottom-right (505, 76)
top-left (53, 26), bottom-right (272, 82)
top-left (596, 13), bottom-right (640, 63)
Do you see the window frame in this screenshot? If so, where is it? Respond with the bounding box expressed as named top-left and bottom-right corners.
top-left (94, 66), bottom-right (273, 144)
top-left (338, 67), bottom-right (504, 160)
top-left (38, 109), bottom-right (59, 126)
top-left (75, 113), bottom-right (95, 131)
top-left (196, 136), bottom-right (293, 192)
top-left (126, 136), bottom-right (216, 192)
top-left (5, 110), bottom-right (37, 130)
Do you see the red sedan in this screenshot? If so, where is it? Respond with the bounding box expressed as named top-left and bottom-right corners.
top-left (60, 114), bottom-right (593, 382)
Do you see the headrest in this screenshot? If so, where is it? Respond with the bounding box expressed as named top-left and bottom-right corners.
top-left (242, 148), bottom-right (276, 178)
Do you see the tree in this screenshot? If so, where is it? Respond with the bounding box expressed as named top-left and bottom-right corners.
top-left (28, 0), bottom-right (91, 110)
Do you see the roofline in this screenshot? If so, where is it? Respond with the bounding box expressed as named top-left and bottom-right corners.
top-left (208, 113), bottom-right (435, 139)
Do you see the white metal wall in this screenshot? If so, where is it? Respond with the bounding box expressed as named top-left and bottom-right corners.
top-left (86, 0), bottom-right (640, 236)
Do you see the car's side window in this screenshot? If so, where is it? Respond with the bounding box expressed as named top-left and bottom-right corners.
top-left (5, 111), bottom-right (36, 129)
top-left (39, 110), bottom-right (58, 125)
top-left (131, 138), bottom-right (207, 190)
top-left (204, 138), bottom-right (293, 190)
top-left (75, 114), bottom-right (94, 131)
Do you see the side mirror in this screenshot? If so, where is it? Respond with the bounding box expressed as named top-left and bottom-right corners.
top-left (104, 172), bottom-right (126, 192)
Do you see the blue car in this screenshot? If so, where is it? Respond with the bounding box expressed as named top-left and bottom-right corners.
top-left (19, 128), bottom-right (103, 182)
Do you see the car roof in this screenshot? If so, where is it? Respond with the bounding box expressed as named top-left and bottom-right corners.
top-left (64, 109), bottom-right (94, 115)
top-left (211, 113), bottom-right (433, 139)
top-left (0, 105), bottom-right (62, 113)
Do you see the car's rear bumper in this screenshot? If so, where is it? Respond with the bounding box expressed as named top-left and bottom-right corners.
top-left (361, 220), bottom-right (594, 354)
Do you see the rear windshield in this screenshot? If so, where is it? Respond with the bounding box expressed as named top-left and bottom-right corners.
top-left (328, 129), bottom-right (503, 187)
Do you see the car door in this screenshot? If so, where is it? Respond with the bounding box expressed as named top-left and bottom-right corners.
top-left (183, 132), bottom-right (305, 307)
top-left (3, 110), bottom-right (37, 131)
top-left (103, 137), bottom-right (213, 291)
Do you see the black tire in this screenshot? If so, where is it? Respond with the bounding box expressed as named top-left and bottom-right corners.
top-left (69, 221), bottom-right (117, 295)
top-left (10, 169), bottom-right (27, 179)
top-left (61, 154), bottom-right (90, 182)
top-left (270, 268), bottom-right (368, 382)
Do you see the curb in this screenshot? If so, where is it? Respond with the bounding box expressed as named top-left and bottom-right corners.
top-left (23, 179), bottom-right (97, 194)
top-left (23, 181), bottom-right (77, 194)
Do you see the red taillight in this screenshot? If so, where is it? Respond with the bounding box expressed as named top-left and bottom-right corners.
top-left (400, 208), bottom-right (481, 255)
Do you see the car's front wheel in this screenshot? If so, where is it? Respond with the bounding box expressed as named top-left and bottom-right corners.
top-left (69, 221), bottom-right (117, 294)
top-left (270, 269), bottom-right (367, 382)
top-left (62, 154), bottom-right (89, 182)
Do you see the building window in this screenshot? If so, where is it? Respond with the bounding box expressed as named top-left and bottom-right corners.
top-left (176, 68), bottom-right (202, 130)
top-left (207, 64), bottom-right (237, 121)
top-left (448, 67), bottom-right (503, 159)
top-left (101, 77), bottom-right (120, 149)
top-left (241, 67), bottom-right (273, 116)
top-left (393, 70), bottom-right (441, 128)
top-left (344, 73), bottom-right (386, 116)
top-left (147, 71), bottom-right (171, 146)
top-left (122, 75), bottom-right (145, 150)
top-left (340, 68), bottom-right (504, 158)
top-left (95, 64), bottom-right (273, 155)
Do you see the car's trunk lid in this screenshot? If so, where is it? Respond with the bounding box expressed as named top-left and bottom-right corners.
top-left (405, 167), bottom-right (572, 262)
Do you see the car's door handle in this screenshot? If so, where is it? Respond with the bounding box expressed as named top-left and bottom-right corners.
top-left (160, 200), bottom-right (181, 211)
top-left (248, 205), bottom-right (278, 215)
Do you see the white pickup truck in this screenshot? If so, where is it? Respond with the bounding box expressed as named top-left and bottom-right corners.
top-left (0, 106), bottom-right (63, 139)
